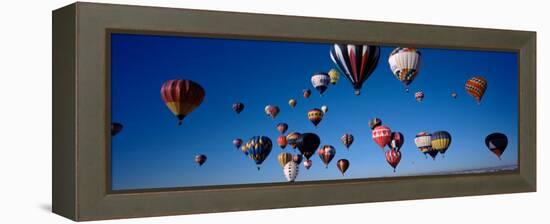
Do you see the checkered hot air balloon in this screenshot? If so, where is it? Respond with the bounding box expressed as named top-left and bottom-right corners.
top-left (160, 79), bottom-right (205, 125)
top-left (465, 76), bottom-right (487, 104)
top-left (330, 44), bottom-right (381, 95)
top-left (388, 48), bottom-right (421, 92)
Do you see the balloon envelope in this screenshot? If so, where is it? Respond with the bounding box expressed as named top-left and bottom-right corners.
top-left (288, 99), bottom-right (297, 108)
top-left (264, 105), bottom-right (280, 119)
top-left (330, 44), bottom-right (381, 95)
top-left (311, 72), bottom-right (331, 95)
top-left (328, 68), bottom-right (340, 85)
top-left (195, 154), bottom-right (207, 166)
top-left (372, 125), bottom-right (392, 149)
top-left (233, 138), bottom-right (243, 149)
top-left (340, 134), bottom-right (354, 149)
top-left (485, 133), bottom-right (508, 159)
top-left (284, 161), bottom-right (299, 182)
top-left (307, 108), bottom-right (324, 127)
top-left (385, 149), bottom-right (401, 172)
top-left (337, 159), bottom-right (350, 175)
top-left (277, 135), bottom-right (288, 149)
top-left (388, 48), bottom-right (422, 90)
top-left (432, 131), bottom-right (452, 155)
top-left (297, 133), bottom-right (320, 159)
top-left (277, 152), bottom-right (293, 168)
top-left (286, 132), bottom-right (301, 149)
top-left (276, 123), bottom-right (288, 134)
top-left (318, 145), bottom-right (336, 168)
top-left (465, 76), bottom-right (487, 103)
top-left (160, 79), bottom-right (205, 125)
top-left (244, 136), bottom-right (273, 169)
top-left (388, 132), bottom-right (404, 151)
top-left (111, 122), bottom-right (123, 136)
top-left (232, 102), bottom-right (245, 114)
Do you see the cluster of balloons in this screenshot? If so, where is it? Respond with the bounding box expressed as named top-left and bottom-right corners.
top-left (369, 118), bottom-right (404, 172)
top-left (413, 131), bottom-right (452, 160)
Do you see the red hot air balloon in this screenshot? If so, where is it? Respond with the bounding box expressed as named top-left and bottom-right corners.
top-left (318, 145), bottom-right (336, 168)
top-left (276, 123), bottom-right (288, 134)
top-left (372, 125), bottom-right (392, 149)
top-left (264, 105), bottom-right (280, 119)
top-left (232, 102), bottom-right (245, 114)
top-left (303, 159), bottom-right (313, 170)
top-left (195, 154), bottom-right (207, 166)
top-left (277, 135), bottom-right (288, 149)
top-left (385, 149), bottom-right (401, 172)
top-left (465, 76), bottom-right (487, 104)
top-left (111, 122), bottom-right (123, 136)
top-left (160, 79), bottom-right (205, 125)
top-left (303, 89), bottom-right (311, 99)
top-left (341, 134), bottom-right (354, 150)
top-left (336, 159), bottom-right (350, 176)
top-left (388, 132), bottom-right (404, 151)
top-left (233, 138), bottom-right (243, 149)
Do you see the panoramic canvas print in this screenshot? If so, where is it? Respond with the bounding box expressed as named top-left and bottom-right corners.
top-left (110, 33), bottom-right (518, 190)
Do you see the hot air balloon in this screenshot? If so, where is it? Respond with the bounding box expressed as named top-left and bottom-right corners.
top-left (415, 91), bottom-right (424, 102)
top-left (318, 145), bottom-right (336, 168)
top-left (264, 105), bottom-right (280, 119)
top-left (337, 159), bottom-right (349, 176)
top-left (311, 72), bottom-right (331, 96)
top-left (195, 154), bottom-right (207, 166)
top-left (303, 159), bottom-right (313, 170)
top-left (292, 154), bottom-right (303, 164)
top-left (277, 123), bottom-right (288, 134)
top-left (307, 108), bottom-right (324, 127)
top-left (303, 89), bottom-right (311, 99)
top-left (278, 152), bottom-right (293, 168)
top-left (232, 102), bottom-right (245, 114)
top-left (485, 133), bottom-right (508, 160)
top-left (111, 122), bottom-right (123, 136)
top-left (341, 134), bottom-right (354, 150)
top-left (372, 125), bottom-right (392, 149)
top-left (296, 133), bottom-right (320, 160)
top-left (286, 132), bottom-right (301, 149)
top-left (427, 149), bottom-right (439, 160)
top-left (284, 161), bottom-right (299, 182)
top-left (277, 135), bottom-right (288, 149)
top-left (330, 44), bottom-right (381, 95)
top-left (368, 118), bottom-right (382, 130)
top-left (432, 131), bottom-right (452, 157)
top-left (233, 138), bottom-right (243, 149)
top-left (243, 136), bottom-right (273, 170)
top-left (160, 79), bottom-right (205, 125)
top-left (465, 76), bottom-right (487, 104)
top-left (385, 149), bottom-right (401, 172)
top-left (388, 48), bottom-right (421, 92)
top-left (321, 105), bottom-right (328, 114)
top-left (451, 92), bottom-right (458, 99)
top-left (388, 131), bottom-right (404, 151)
top-left (414, 132), bottom-right (432, 159)
top-left (241, 145), bottom-right (249, 156)
top-left (328, 68), bottom-right (340, 85)
top-left (288, 99), bottom-right (297, 108)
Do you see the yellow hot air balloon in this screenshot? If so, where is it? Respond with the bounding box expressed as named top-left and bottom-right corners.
top-left (328, 69), bottom-right (340, 85)
top-left (288, 99), bottom-right (297, 108)
top-left (278, 152), bottom-right (293, 168)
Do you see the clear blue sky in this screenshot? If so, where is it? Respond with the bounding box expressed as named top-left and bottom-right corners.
top-left (110, 33), bottom-right (518, 190)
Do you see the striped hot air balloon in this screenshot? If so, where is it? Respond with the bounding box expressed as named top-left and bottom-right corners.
top-left (372, 125), bottom-right (392, 149)
top-left (277, 135), bottom-right (288, 149)
top-left (286, 132), bottom-right (301, 149)
top-left (415, 91), bottom-right (424, 102)
top-left (414, 132), bottom-right (433, 159)
top-left (388, 48), bottom-right (421, 92)
top-left (340, 133), bottom-right (354, 149)
top-left (432, 131), bottom-right (452, 157)
top-left (307, 108), bottom-right (324, 127)
top-left (160, 79), bottom-right (205, 125)
top-left (330, 44), bottom-right (381, 95)
top-left (385, 149), bottom-right (401, 172)
top-left (284, 161), bottom-right (299, 182)
top-left (311, 72), bottom-right (331, 96)
top-left (277, 152), bottom-right (293, 168)
top-left (232, 102), bottom-right (244, 114)
top-left (485, 133), bottom-right (508, 160)
top-left (465, 76), bottom-right (487, 104)
top-left (318, 145), bottom-right (336, 168)
top-left (243, 136), bottom-right (273, 170)
top-left (264, 105), bottom-right (280, 119)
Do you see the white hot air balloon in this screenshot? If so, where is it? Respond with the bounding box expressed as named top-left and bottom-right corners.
top-left (321, 105), bottom-right (328, 114)
top-left (311, 72), bottom-right (331, 96)
top-left (284, 161), bottom-right (299, 182)
top-left (388, 48), bottom-right (421, 92)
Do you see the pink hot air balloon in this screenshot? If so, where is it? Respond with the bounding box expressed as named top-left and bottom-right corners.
top-left (372, 125), bottom-right (391, 149)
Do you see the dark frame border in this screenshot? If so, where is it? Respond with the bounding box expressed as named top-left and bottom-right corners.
top-left (52, 2), bottom-right (536, 221)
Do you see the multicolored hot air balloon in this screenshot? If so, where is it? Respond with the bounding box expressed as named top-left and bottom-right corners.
top-left (233, 138), bottom-right (243, 149)
top-left (368, 118), bottom-right (382, 130)
top-left (288, 99), bottom-right (297, 108)
top-left (284, 161), bottom-right (299, 182)
top-left (311, 72), bottom-right (331, 96)
top-left (321, 105), bottom-right (328, 114)
top-left (451, 92), bottom-right (458, 99)
top-left (307, 108), bottom-right (324, 127)
top-left (337, 159), bottom-right (350, 176)
top-left (264, 105), bottom-right (280, 119)
top-left (160, 79), bottom-right (205, 125)
top-left (341, 134), bottom-right (354, 150)
top-left (485, 133), bottom-right (508, 160)
top-left (330, 44), bottom-right (381, 95)
top-left (243, 136), bottom-right (273, 170)
top-left (388, 48), bottom-right (421, 92)
top-left (296, 133), bottom-right (320, 160)
top-left (278, 152), bottom-right (293, 168)
top-left (277, 135), bottom-right (288, 149)
top-left (232, 102), bottom-right (244, 114)
top-left (465, 76), bottom-right (487, 104)
top-left (372, 125), bottom-right (392, 149)
top-left (286, 132), bottom-right (301, 149)
top-left (318, 145), bottom-right (336, 168)
top-left (111, 122), bottom-right (123, 136)
top-left (415, 91), bottom-right (424, 102)
top-left (385, 149), bottom-right (401, 172)
top-left (432, 131), bottom-right (452, 157)
top-left (292, 154), bottom-right (303, 164)
top-left (388, 132), bottom-right (404, 151)
top-left (414, 132), bottom-right (432, 159)
top-left (195, 154), bottom-right (207, 166)
top-left (303, 159), bottom-right (313, 170)
top-left (303, 89), bottom-right (311, 99)
top-left (276, 123), bottom-right (288, 134)
top-left (328, 68), bottom-right (340, 85)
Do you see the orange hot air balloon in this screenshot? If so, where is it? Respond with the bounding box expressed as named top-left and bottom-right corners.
top-left (465, 76), bottom-right (487, 104)
top-left (277, 135), bottom-right (288, 149)
top-left (160, 79), bottom-right (205, 125)
top-left (303, 89), bottom-right (311, 99)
